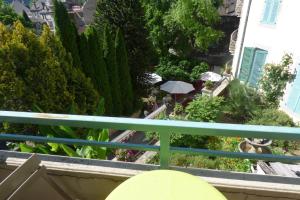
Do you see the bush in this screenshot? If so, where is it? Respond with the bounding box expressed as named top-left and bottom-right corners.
top-left (223, 79), bottom-right (264, 123)
top-left (247, 109), bottom-right (294, 127)
top-left (260, 54), bottom-right (295, 107)
top-left (190, 62), bottom-right (209, 81)
top-left (149, 153), bottom-right (251, 172)
top-left (185, 95), bottom-right (224, 122)
top-left (155, 58), bottom-right (190, 81)
top-left (204, 80), bottom-right (214, 90)
top-left (156, 57), bottom-right (210, 82)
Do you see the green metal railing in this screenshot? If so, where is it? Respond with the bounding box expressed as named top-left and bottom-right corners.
top-left (0, 111), bottom-right (300, 168)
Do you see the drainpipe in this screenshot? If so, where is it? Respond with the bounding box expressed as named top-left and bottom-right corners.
top-left (234, 0), bottom-right (253, 77)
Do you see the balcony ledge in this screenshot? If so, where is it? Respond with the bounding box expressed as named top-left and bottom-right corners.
top-left (1, 151), bottom-right (300, 200)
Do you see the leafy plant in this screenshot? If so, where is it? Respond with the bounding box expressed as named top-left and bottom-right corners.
top-left (142, 0), bottom-right (223, 57)
top-left (17, 102), bottom-right (109, 159)
top-left (185, 95), bottom-right (224, 122)
top-left (190, 62), bottom-right (210, 81)
top-left (247, 109), bottom-right (294, 127)
top-left (225, 66), bottom-right (232, 74)
top-left (223, 79), bottom-right (264, 123)
top-left (204, 81), bottom-right (214, 90)
top-left (155, 58), bottom-right (190, 81)
top-left (260, 54), bottom-right (296, 107)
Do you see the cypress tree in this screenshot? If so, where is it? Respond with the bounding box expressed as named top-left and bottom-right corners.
top-left (115, 29), bottom-right (133, 115)
top-left (94, 0), bottom-right (155, 105)
top-left (104, 26), bottom-right (122, 116)
top-left (78, 34), bottom-right (94, 78)
top-left (85, 27), bottom-right (113, 115)
top-left (53, 0), bottom-right (81, 68)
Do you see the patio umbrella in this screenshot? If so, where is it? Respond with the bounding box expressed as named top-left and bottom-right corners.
top-left (200, 72), bottom-right (223, 82)
top-left (160, 81), bottom-right (195, 94)
top-left (148, 73), bottom-right (162, 84)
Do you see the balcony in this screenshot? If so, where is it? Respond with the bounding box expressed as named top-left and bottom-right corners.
top-left (0, 111), bottom-right (300, 199)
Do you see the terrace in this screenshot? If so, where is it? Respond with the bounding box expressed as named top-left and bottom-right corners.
top-left (0, 111), bottom-right (300, 199)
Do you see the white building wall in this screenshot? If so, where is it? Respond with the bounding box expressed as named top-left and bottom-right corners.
top-left (232, 0), bottom-right (300, 122)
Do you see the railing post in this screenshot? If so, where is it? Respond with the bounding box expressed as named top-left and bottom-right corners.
top-left (159, 131), bottom-right (170, 169)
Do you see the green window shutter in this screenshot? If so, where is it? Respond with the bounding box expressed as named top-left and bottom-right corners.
top-left (261, 0), bottom-right (280, 24)
top-left (269, 0), bottom-right (280, 24)
top-left (262, 0), bottom-right (272, 23)
top-left (248, 50), bottom-right (268, 87)
top-left (239, 47), bottom-right (255, 83)
top-left (287, 68), bottom-right (300, 114)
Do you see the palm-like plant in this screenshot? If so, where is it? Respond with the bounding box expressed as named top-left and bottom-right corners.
top-left (223, 80), bottom-right (264, 123)
top-left (18, 99), bottom-right (109, 159)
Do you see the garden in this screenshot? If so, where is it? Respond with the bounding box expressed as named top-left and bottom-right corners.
top-left (142, 54), bottom-right (299, 172)
top-left (0, 0), bottom-right (299, 173)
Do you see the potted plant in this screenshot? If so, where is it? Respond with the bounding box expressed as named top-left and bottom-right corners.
top-left (223, 66), bottom-right (232, 80)
top-left (238, 138), bottom-right (272, 154)
top-left (204, 80), bottom-right (214, 90)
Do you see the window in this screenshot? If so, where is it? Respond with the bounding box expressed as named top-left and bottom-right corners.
top-left (286, 67), bottom-right (300, 114)
top-left (239, 47), bottom-right (268, 87)
top-left (261, 0), bottom-right (281, 25)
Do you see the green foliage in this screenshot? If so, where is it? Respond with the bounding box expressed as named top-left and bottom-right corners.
top-left (53, 0), bottom-right (81, 68)
top-left (104, 26), bottom-right (122, 116)
top-left (0, 0), bottom-right (30, 27)
top-left (94, 0), bottom-right (155, 103)
top-left (223, 79), bottom-right (264, 123)
top-left (142, 0), bottom-right (222, 57)
top-left (83, 27), bottom-right (113, 115)
top-left (204, 80), bottom-right (214, 90)
top-left (173, 103), bottom-right (184, 115)
top-left (150, 153), bottom-right (251, 172)
top-left (155, 59), bottom-right (190, 81)
top-left (260, 54), bottom-right (296, 107)
top-left (156, 57), bottom-right (209, 82)
top-left (17, 105), bottom-right (109, 159)
top-left (115, 29), bottom-right (134, 115)
top-left (190, 63), bottom-right (209, 81)
top-left (247, 109), bottom-right (295, 127)
top-left (185, 95), bottom-right (224, 122)
top-left (164, 0), bottom-right (223, 51)
top-left (0, 21), bottom-right (99, 114)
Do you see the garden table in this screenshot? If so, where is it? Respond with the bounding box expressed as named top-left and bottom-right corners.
top-left (105, 170), bottom-right (227, 200)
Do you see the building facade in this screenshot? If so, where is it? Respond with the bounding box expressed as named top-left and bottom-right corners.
top-left (232, 0), bottom-right (300, 122)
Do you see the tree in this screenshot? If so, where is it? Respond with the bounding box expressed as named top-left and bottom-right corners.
top-left (103, 26), bottom-right (122, 116)
top-left (94, 0), bottom-right (155, 103)
top-left (115, 29), bottom-right (133, 115)
top-left (78, 33), bottom-right (94, 78)
top-left (0, 0), bottom-right (31, 27)
top-left (0, 21), bottom-right (99, 114)
top-left (185, 95), bottom-right (224, 122)
top-left (84, 27), bottom-right (113, 115)
top-left (142, 0), bottom-right (222, 57)
top-left (260, 54), bottom-right (296, 107)
top-left (53, 0), bottom-right (81, 68)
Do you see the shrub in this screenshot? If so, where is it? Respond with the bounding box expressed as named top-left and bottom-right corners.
top-left (190, 62), bottom-right (209, 81)
top-left (185, 95), bottom-right (224, 122)
top-left (204, 80), bottom-right (214, 90)
top-left (247, 109), bottom-right (294, 127)
top-left (223, 79), bottom-right (264, 123)
top-left (260, 54), bottom-right (295, 107)
top-left (155, 58), bottom-right (190, 81)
